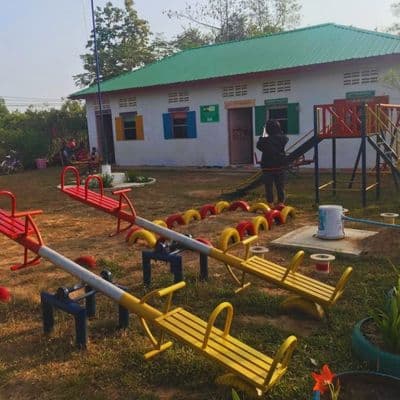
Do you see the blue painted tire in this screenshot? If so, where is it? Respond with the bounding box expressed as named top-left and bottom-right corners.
top-left (351, 318), bottom-right (400, 378)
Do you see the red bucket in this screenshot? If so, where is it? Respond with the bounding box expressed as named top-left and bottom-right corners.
top-left (35, 158), bottom-right (47, 169)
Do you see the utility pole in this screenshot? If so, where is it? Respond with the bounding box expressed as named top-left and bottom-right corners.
top-left (90, 0), bottom-right (109, 166)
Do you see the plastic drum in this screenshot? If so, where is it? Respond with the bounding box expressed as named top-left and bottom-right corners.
top-left (317, 205), bottom-right (345, 240)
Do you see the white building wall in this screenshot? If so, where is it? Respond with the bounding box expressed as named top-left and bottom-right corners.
top-left (86, 56), bottom-right (400, 169)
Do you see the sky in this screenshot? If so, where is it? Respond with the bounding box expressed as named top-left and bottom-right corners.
top-left (0, 0), bottom-right (398, 109)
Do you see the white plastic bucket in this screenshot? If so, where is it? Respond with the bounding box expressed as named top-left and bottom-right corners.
top-left (317, 205), bottom-right (345, 240)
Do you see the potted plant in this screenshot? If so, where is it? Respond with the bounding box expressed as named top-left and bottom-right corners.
top-left (351, 276), bottom-right (400, 377)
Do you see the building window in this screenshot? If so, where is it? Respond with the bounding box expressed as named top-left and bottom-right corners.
top-left (119, 96), bottom-right (137, 108)
top-left (222, 84), bottom-right (248, 97)
top-left (120, 112), bottom-right (137, 140)
top-left (163, 109), bottom-right (197, 139)
top-left (263, 80), bottom-right (291, 94)
top-left (168, 91), bottom-right (189, 103)
top-left (344, 69), bottom-right (378, 86)
top-left (171, 111), bottom-right (188, 138)
top-left (115, 113), bottom-right (144, 141)
top-left (268, 107), bottom-right (288, 134)
top-left (255, 103), bottom-right (299, 136)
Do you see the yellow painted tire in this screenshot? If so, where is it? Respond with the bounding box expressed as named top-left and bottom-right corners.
top-left (215, 201), bottom-right (230, 214)
top-left (182, 209), bottom-right (201, 225)
top-left (218, 227), bottom-right (241, 251)
top-left (249, 202), bottom-right (271, 213)
top-left (251, 216), bottom-right (269, 234)
top-left (127, 229), bottom-right (157, 248)
top-left (152, 219), bottom-right (167, 228)
top-left (280, 206), bottom-right (296, 224)
top-left (281, 296), bottom-right (325, 320)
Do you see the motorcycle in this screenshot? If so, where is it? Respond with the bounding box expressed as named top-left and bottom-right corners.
top-left (0, 150), bottom-right (23, 175)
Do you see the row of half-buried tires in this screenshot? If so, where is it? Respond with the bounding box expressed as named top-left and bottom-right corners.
top-left (125, 200), bottom-right (295, 249)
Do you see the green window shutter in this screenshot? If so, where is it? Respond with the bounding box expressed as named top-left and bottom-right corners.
top-left (255, 105), bottom-right (267, 136)
top-left (287, 103), bottom-right (299, 135)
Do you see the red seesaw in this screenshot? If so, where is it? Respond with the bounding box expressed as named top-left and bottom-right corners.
top-left (0, 190), bottom-right (43, 270)
top-left (60, 166), bottom-right (137, 236)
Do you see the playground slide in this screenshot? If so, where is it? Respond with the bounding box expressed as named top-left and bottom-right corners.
top-left (226, 130), bottom-right (320, 196)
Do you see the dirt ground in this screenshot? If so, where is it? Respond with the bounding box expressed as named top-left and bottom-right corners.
top-left (0, 166), bottom-right (398, 400)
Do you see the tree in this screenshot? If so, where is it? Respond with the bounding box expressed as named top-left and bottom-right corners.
top-left (0, 98), bottom-right (9, 118)
top-left (74, 0), bottom-right (154, 87)
top-left (152, 28), bottom-right (211, 60)
top-left (389, 2), bottom-right (400, 34)
top-left (166, 0), bottom-right (301, 43)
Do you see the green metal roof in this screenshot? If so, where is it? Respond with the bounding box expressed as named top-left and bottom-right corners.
top-left (71, 23), bottom-right (400, 98)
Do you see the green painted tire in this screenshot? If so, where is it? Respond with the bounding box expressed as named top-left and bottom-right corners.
top-left (351, 317), bottom-right (400, 378)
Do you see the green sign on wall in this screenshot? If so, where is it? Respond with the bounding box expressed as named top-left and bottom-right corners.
top-left (346, 91), bottom-right (375, 100)
top-left (264, 98), bottom-right (288, 107)
top-left (200, 104), bottom-right (219, 123)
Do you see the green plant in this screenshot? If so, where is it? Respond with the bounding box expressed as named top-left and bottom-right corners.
top-left (232, 389), bottom-right (241, 400)
top-left (373, 277), bottom-right (400, 353)
top-left (88, 173), bottom-right (114, 189)
top-left (125, 170), bottom-right (151, 183)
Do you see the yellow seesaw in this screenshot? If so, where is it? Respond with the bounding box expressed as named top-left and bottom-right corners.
top-left (0, 190), bottom-right (296, 398)
top-left (60, 167), bottom-right (353, 320)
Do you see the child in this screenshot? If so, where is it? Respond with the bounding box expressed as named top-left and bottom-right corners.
top-left (256, 119), bottom-right (288, 207)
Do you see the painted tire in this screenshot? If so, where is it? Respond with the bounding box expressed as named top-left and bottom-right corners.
top-left (280, 206), bottom-right (295, 224)
top-left (352, 317), bottom-right (400, 377)
top-left (251, 216), bottom-right (269, 234)
top-left (264, 209), bottom-right (284, 226)
top-left (236, 220), bottom-right (256, 240)
top-left (127, 229), bottom-right (158, 248)
top-left (195, 236), bottom-right (213, 247)
top-left (0, 286), bottom-right (11, 302)
top-left (125, 225), bottom-right (143, 242)
top-left (74, 255), bottom-right (97, 270)
top-left (218, 227), bottom-right (241, 251)
top-left (215, 201), bottom-right (230, 214)
top-left (228, 200), bottom-right (250, 212)
top-left (249, 202), bottom-right (271, 213)
top-left (152, 219), bottom-right (168, 228)
top-left (199, 204), bottom-right (217, 219)
top-left (165, 213), bottom-right (186, 229)
top-left (182, 209), bottom-right (201, 225)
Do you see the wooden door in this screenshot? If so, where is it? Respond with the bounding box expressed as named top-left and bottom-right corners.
top-left (228, 108), bottom-right (253, 164)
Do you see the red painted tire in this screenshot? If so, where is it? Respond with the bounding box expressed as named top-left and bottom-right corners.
top-left (75, 255), bottom-right (97, 270)
top-left (236, 220), bottom-right (256, 239)
top-left (199, 204), bottom-right (217, 219)
top-left (125, 225), bottom-right (143, 242)
top-left (0, 286), bottom-right (11, 302)
top-left (166, 213), bottom-right (186, 229)
top-left (228, 200), bottom-right (250, 212)
top-left (195, 236), bottom-right (213, 247)
top-left (264, 209), bottom-right (284, 226)
top-left (274, 204), bottom-right (286, 211)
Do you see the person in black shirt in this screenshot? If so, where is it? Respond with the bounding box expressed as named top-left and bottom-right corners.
top-left (256, 119), bottom-right (289, 206)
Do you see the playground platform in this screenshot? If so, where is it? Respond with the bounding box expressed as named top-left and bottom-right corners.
top-left (271, 225), bottom-right (377, 256)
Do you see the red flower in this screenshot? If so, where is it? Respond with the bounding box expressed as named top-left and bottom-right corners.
top-left (312, 364), bottom-right (336, 394)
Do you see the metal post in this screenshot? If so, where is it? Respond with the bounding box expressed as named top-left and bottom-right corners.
top-left (90, 0), bottom-right (109, 165)
top-left (199, 253), bottom-right (208, 281)
top-left (376, 150), bottom-right (381, 200)
top-left (361, 103), bottom-right (367, 207)
top-left (85, 285), bottom-right (96, 318)
top-left (41, 293), bottom-right (54, 334)
top-left (348, 143), bottom-right (362, 189)
top-left (313, 106), bottom-right (320, 204)
top-left (332, 138), bottom-right (336, 197)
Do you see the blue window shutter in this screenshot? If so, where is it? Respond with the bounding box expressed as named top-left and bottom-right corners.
top-left (187, 111), bottom-right (197, 139)
top-left (163, 113), bottom-right (173, 139)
